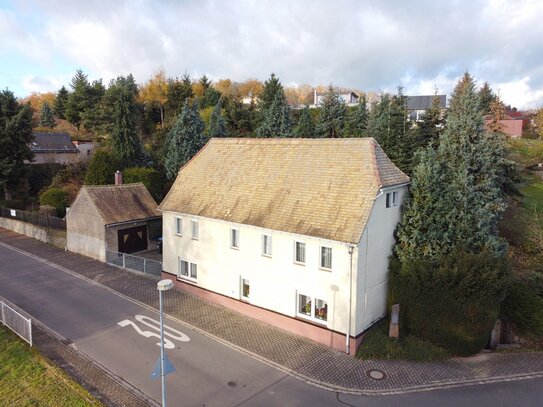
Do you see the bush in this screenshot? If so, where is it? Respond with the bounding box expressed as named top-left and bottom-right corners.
top-left (84, 150), bottom-right (121, 185)
top-left (388, 249), bottom-right (510, 356)
top-left (39, 187), bottom-right (68, 217)
top-left (123, 167), bottom-right (164, 201)
top-left (501, 279), bottom-right (543, 336)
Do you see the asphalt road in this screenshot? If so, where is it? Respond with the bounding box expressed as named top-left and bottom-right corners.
top-left (1, 243), bottom-right (542, 407)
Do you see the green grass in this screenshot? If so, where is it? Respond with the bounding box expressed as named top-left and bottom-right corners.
top-left (355, 320), bottom-right (450, 362)
top-left (0, 325), bottom-right (101, 407)
top-left (508, 138), bottom-right (543, 166)
top-left (521, 174), bottom-right (543, 211)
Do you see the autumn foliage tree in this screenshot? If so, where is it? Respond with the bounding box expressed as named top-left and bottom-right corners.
top-left (139, 69), bottom-right (168, 125)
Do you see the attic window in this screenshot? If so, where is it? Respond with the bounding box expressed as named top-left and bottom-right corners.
top-left (191, 219), bottom-right (199, 240)
top-left (175, 217), bottom-right (182, 235)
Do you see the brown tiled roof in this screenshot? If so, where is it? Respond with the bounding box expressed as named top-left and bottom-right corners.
top-left (83, 183), bottom-right (160, 225)
top-left (159, 138), bottom-right (409, 243)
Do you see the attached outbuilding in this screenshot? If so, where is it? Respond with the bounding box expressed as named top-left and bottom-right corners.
top-left (67, 183), bottom-right (161, 262)
top-left (159, 137), bottom-right (410, 354)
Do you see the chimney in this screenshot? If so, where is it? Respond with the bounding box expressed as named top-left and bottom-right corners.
top-left (115, 170), bottom-right (123, 186)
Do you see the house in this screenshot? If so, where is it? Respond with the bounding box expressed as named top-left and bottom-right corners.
top-left (313, 90), bottom-right (359, 106)
top-left (30, 132), bottom-right (80, 165)
top-left (406, 95), bottom-right (447, 121)
top-left (67, 175), bottom-right (161, 262)
top-left (159, 138), bottom-right (410, 354)
top-left (72, 139), bottom-right (96, 161)
top-left (484, 119), bottom-right (523, 138)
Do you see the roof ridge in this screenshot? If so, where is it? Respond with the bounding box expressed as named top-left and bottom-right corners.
top-left (83, 182), bottom-right (145, 189)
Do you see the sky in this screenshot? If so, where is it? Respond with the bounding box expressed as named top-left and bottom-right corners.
top-left (1, 0), bottom-right (543, 109)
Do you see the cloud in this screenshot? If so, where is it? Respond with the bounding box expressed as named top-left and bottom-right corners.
top-left (21, 75), bottom-right (60, 94)
top-left (2, 0), bottom-right (543, 108)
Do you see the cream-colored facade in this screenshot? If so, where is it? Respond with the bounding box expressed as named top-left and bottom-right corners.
top-left (162, 183), bottom-right (407, 338)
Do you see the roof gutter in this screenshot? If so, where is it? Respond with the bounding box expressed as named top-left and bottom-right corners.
top-left (105, 216), bottom-right (162, 228)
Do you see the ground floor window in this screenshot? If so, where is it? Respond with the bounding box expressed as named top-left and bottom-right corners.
top-left (241, 278), bottom-right (250, 299)
top-left (178, 258), bottom-right (198, 282)
top-left (297, 293), bottom-right (328, 322)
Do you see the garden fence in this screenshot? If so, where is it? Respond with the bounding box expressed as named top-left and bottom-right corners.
top-left (1, 300), bottom-right (32, 346)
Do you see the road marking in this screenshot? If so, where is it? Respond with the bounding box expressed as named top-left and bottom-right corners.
top-left (117, 315), bottom-right (190, 349)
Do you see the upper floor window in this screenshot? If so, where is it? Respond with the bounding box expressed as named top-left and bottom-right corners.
top-left (262, 234), bottom-right (272, 257)
top-left (386, 191), bottom-right (398, 208)
top-left (294, 241), bottom-right (305, 264)
top-left (231, 228), bottom-right (239, 249)
top-left (175, 217), bottom-right (182, 235)
top-left (191, 219), bottom-right (199, 240)
top-left (320, 246), bottom-right (332, 270)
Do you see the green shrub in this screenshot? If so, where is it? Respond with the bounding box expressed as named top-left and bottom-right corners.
top-left (123, 167), bottom-right (164, 201)
top-left (39, 187), bottom-right (68, 217)
top-left (84, 150), bottom-right (121, 185)
top-left (501, 279), bottom-right (543, 336)
top-left (388, 249), bottom-right (510, 356)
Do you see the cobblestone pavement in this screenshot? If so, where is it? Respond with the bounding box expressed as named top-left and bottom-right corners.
top-left (2, 228), bottom-right (543, 395)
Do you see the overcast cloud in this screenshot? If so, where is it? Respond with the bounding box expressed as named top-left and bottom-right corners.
top-left (1, 0), bottom-right (542, 108)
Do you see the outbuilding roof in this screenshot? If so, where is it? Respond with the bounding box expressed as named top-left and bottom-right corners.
top-left (81, 183), bottom-right (160, 225)
top-left (159, 138), bottom-right (409, 244)
top-left (31, 132), bottom-right (79, 153)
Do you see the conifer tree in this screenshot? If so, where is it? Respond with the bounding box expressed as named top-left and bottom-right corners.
top-left (39, 102), bottom-right (56, 128)
top-left (316, 86), bottom-right (347, 138)
top-left (295, 106), bottom-right (315, 138)
top-left (346, 94), bottom-right (368, 137)
top-left (259, 73), bottom-right (284, 112)
top-left (487, 96), bottom-right (505, 133)
top-left (208, 99), bottom-right (227, 138)
top-left (164, 100), bottom-right (206, 180)
top-left (54, 86), bottom-right (69, 120)
top-left (256, 90), bottom-right (291, 138)
top-left (418, 93), bottom-right (444, 149)
top-left (166, 74), bottom-right (193, 118)
top-left (65, 69), bottom-right (95, 129)
top-left (478, 82), bottom-right (496, 115)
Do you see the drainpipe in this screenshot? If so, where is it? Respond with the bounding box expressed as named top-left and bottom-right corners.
top-left (346, 244), bottom-right (355, 354)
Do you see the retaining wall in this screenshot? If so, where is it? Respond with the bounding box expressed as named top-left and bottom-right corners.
top-left (0, 217), bottom-right (66, 249)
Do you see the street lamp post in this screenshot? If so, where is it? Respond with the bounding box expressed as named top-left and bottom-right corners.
top-left (157, 279), bottom-right (173, 407)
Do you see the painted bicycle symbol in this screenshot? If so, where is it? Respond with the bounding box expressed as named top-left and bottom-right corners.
top-left (117, 314), bottom-right (190, 349)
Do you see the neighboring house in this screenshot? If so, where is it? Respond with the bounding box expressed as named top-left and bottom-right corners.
top-left (406, 95), bottom-right (447, 121)
top-left (484, 119), bottom-right (523, 138)
top-left (159, 138), bottom-right (410, 354)
top-left (313, 90), bottom-right (359, 106)
top-left (67, 178), bottom-right (161, 262)
top-left (72, 139), bottom-right (95, 161)
top-left (29, 132), bottom-right (80, 165)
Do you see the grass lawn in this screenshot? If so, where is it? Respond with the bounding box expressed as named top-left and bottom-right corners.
top-left (521, 174), bottom-right (543, 212)
top-left (0, 325), bottom-right (101, 407)
top-left (507, 138), bottom-right (543, 167)
top-left (355, 320), bottom-right (450, 362)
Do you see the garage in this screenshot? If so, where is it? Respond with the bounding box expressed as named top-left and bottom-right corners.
top-left (118, 225), bottom-right (148, 253)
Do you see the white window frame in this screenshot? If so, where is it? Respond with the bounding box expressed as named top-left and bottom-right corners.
top-left (175, 217), bottom-right (182, 236)
top-left (241, 277), bottom-right (250, 300)
top-left (191, 219), bottom-right (199, 240)
top-left (294, 240), bottom-right (306, 265)
top-left (386, 191), bottom-right (399, 208)
top-left (262, 234), bottom-right (272, 257)
top-left (296, 292), bottom-right (328, 324)
top-left (230, 228), bottom-right (239, 249)
top-left (178, 257), bottom-right (198, 282)
top-left (320, 246), bottom-right (332, 270)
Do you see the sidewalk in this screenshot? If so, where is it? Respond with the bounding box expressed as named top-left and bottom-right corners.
top-left (1, 227), bottom-right (542, 395)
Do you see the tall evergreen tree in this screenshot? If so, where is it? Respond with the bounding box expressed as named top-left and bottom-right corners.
top-left (259, 73), bottom-right (284, 112)
top-left (164, 100), bottom-right (206, 180)
top-left (39, 102), bottom-right (56, 128)
top-left (396, 72), bottom-right (507, 262)
top-left (256, 90), bottom-right (291, 138)
top-left (487, 96), bottom-right (505, 133)
top-left (0, 90), bottom-right (34, 199)
top-left (65, 69), bottom-right (94, 129)
top-left (166, 74), bottom-right (193, 119)
top-left (418, 92), bottom-right (444, 149)
top-left (224, 98), bottom-right (254, 137)
top-left (346, 94), bottom-right (368, 137)
top-left (208, 99), bottom-right (227, 138)
top-left (478, 82), bottom-right (496, 115)
top-left (316, 86), bottom-right (347, 138)
top-left (54, 86), bottom-right (69, 120)
top-left (295, 106), bottom-right (315, 138)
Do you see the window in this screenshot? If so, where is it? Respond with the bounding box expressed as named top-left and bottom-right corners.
top-left (294, 241), bottom-right (305, 264)
top-left (297, 293), bottom-right (328, 322)
top-left (231, 228), bottom-right (239, 249)
top-left (175, 217), bottom-right (182, 235)
top-left (241, 278), bottom-right (250, 299)
top-left (386, 191), bottom-right (398, 208)
top-left (320, 246), bottom-right (332, 270)
top-left (178, 258), bottom-right (197, 281)
top-left (191, 219), bottom-right (199, 240)
top-left (262, 234), bottom-right (272, 256)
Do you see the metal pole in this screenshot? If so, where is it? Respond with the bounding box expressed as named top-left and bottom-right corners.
top-left (159, 289), bottom-right (166, 407)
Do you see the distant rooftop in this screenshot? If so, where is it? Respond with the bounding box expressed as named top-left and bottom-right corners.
top-left (406, 95), bottom-right (447, 110)
top-left (31, 132), bottom-right (79, 153)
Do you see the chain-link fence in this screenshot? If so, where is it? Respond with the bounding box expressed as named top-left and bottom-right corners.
top-left (0, 207), bottom-right (66, 230)
top-left (1, 300), bottom-right (32, 346)
top-left (106, 250), bottom-right (162, 278)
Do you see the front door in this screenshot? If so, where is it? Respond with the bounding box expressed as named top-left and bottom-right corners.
top-left (118, 225), bottom-right (148, 254)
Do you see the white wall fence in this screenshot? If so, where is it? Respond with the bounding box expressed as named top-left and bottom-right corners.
top-left (1, 300), bottom-right (32, 346)
top-left (106, 250), bottom-right (162, 278)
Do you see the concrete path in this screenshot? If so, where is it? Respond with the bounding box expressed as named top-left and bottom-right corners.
top-left (1, 228), bottom-right (542, 396)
